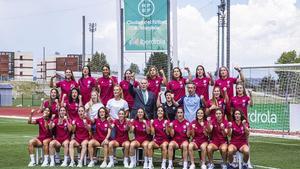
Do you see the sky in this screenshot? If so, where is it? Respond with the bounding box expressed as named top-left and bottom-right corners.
top-left (0, 0), bottom-right (300, 74)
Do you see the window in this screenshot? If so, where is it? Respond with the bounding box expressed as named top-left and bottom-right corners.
top-left (20, 71), bottom-right (23, 76)
top-left (20, 55), bottom-right (23, 60)
top-left (20, 64), bottom-right (23, 68)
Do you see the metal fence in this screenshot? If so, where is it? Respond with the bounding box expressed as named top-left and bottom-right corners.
top-left (1, 94), bottom-right (43, 107)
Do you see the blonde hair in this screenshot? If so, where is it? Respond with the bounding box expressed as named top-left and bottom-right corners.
top-left (146, 66), bottom-right (159, 79)
top-left (114, 85), bottom-right (124, 99)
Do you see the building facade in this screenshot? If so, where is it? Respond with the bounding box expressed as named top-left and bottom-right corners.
top-left (36, 54), bottom-right (91, 82)
top-left (0, 51), bottom-right (33, 81)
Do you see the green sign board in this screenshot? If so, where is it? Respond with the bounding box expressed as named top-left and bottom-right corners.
top-left (124, 0), bottom-right (168, 51)
top-left (248, 104), bottom-right (289, 130)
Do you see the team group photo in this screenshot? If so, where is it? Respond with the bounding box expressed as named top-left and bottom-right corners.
top-left (0, 0), bottom-right (300, 169)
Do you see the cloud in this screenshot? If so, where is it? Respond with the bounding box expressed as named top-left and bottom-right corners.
top-left (177, 0), bottom-right (300, 73)
top-left (1, 0), bottom-right (299, 74)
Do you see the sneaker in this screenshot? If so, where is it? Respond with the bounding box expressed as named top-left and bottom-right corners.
top-left (49, 161), bottom-right (55, 167)
top-left (207, 163), bottom-right (215, 169)
top-left (148, 163), bottom-right (154, 169)
top-left (61, 160), bottom-right (68, 167)
top-left (161, 162), bottom-right (166, 169)
top-left (41, 160), bottom-right (49, 167)
top-left (143, 162), bottom-right (148, 169)
top-left (87, 160), bottom-right (94, 167)
top-left (28, 161), bottom-right (36, 167)
top-left (201, 164), bottom-right (207, 169)
top-left (106, 161), bottom-right (114, 168)
top-left (189, 164), bottom-right (196, 169)
top-left (221, 163), bottom-right (227, 169)
top-left (128, 161), bottom-right (136, 168)
top-left (77, 160), bottom-right (83, 168)
top-left (167, 164), bottom-right (174, 169)
top-left (100, 161), bottom-right (107, 168)
top-left (69, 161), bottom-right (75, 167)
top-left (124, 159), bottom-right (129, 168)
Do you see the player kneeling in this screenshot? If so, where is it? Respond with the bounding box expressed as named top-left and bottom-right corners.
top-left (48, 106), bottom-right (72, 167)
top-left (227, 109), bottom-right (250, 169)
top-left (87, 107), bottom-right (111, 168)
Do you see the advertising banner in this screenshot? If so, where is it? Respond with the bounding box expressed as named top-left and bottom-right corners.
top-left (248, 104), bottom-right (289, 130)
top-left (124, 0), bottom-right (168, 51)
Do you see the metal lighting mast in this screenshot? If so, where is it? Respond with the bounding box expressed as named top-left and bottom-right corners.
top-left (82, 16), bottom-right (86, 66)
top-left (217, 0), bottom-right (230, 71)
top-left (226, 0), bottom-right (230, 71)
top-left (89, 23), bottom-right (97, 57)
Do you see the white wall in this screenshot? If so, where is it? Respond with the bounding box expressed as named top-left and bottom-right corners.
top-left (290, 104), bottom-right (300, 132)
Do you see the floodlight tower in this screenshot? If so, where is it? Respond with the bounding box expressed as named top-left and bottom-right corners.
top-left (89, 23), bottom-right (97, 57)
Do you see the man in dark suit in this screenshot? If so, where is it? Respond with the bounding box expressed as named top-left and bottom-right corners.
top-left (129, 78), bottom-right (156, 119)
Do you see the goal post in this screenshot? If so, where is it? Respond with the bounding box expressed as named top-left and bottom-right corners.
top-left (233, 64), bottom-right (300, 136)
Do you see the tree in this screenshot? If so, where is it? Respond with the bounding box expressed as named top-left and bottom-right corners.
top-left (144, 52), bottom-right (173, 79)
top-left (87, 52), bottom-right (109, 72)
top-left (276, 50), bottom-right (300, 64)
top-left (129, 63), bottom-right (140, 74)
top-left (275, 50), bottom-right (300, 96)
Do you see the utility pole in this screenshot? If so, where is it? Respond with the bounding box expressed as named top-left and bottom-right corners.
top-left (89, 22), bottom-right (97, 58)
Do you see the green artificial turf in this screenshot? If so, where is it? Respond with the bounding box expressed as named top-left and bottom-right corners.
top-left (0, 118), bottom-right (299, 169)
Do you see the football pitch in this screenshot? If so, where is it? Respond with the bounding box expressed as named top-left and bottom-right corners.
top-left (0, 118), bottom-right (299, 169)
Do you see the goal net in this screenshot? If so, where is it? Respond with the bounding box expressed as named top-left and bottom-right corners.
top-left (233, 64), bottom-right (300, 136)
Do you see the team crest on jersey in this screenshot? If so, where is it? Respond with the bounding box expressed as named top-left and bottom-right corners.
top-left (179, 81), bottom-right (183, 88)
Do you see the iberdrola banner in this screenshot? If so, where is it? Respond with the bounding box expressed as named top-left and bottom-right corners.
top-left (124, 0), bottom-right (168, 51)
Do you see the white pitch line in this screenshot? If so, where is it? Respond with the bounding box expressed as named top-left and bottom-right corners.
top-left (251, 140), bottom-right (300, 146)
top-left (0, 115), bottom-right (27, 119)
top-left (254, 165), bottom-right (281, 169)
